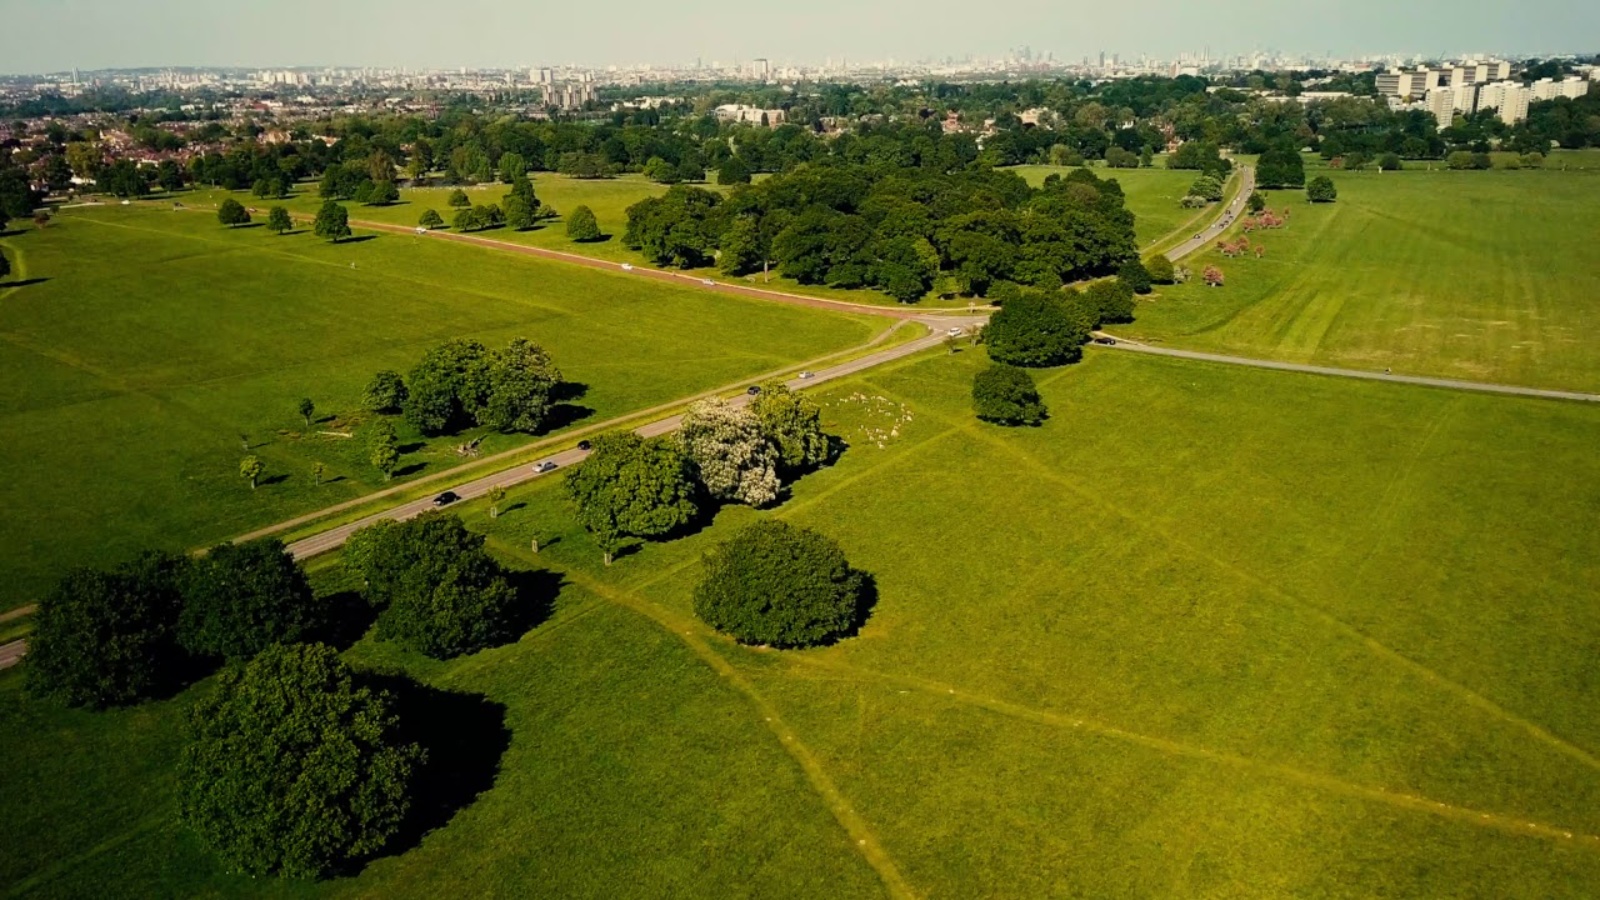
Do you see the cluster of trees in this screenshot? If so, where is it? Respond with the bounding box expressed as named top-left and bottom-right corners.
top-left (564, 381), bottom-right (828, 563)
top-left (26, 507), bottom-right (539, 878)
top-left (363, 338), bottom-right (565, 436)
top-left (973, 364), bottom-right (1048, 426)
top-left (626, 156), bottom-right (1139, 303)
top-left (26, 539), bottom-right (316, 708)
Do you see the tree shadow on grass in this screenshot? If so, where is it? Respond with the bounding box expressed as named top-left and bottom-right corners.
top-left (258, 473), bottom-right (289, 487)
top-left (393, 462), bottom-right (427, 479)
top-left (358, 676), bottom-right (512, 865)
top-left (543, 404), bottom-right (594, 432)
top-left (397, 441), bottom-right (425, 454)
top-left (503, 567), bottom-right (563, 635)
top-left (308, 590), bottom-right (377, 652)
top-left (229, 222), bottom-right (264, 230)
top-left (0, 277), bottom-right (49, 289)
top-left (337, 235), bottom-right (378, 245)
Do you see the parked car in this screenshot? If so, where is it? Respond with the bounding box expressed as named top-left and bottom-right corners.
top-left (1093, 336), bottom-right (1117, 346)
top-left (534, 461), bottom-right (558, 474)
top-left (577, 440), bottom-right (592, 451)
top-left (432, 491), bottom-right (459, 506)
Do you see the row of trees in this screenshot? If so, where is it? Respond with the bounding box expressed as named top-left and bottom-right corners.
top-left (564, 381), bottom-right (828, 564)
top-left (625, 162), bottom-right (1139, 303)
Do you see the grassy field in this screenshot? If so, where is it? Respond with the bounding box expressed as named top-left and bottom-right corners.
top-left (0, 207), bottom-right (884, 609)
top-left (7, 346), bottom-right (1598, 897)
top-left (1009, 162), bottom-right (1214, 250)
top-left (1120, 165), bottom-right (1600, 391)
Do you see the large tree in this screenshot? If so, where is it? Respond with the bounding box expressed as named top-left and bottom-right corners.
top-left (363, 370), bottom-right (408, 413)
top-left (178, 539), bottom-right (319, 660)
top-left (693, 520), bottom-right (867, 648)
top-left (267, 206), bottom-right (293, 234)
top-left (623, 185), bottom-right (723, 268)
top-left (563, 431), bottom-right (698, 564)
top-left (313, 200), bottom-right (351, 242)
top-left (178, 643), bottom-right (423, 879)
top-left (347, 513), bottom-right (524, 659)
top-left (984, 290), bottom-right (1088, 367)
top-left (25, 551), bottom-right (191, 708)
top-left (480, 338), bottom-right (563, 434)
top-left (1256, 147), bottom-right (1307, 189)
top-left (972, 364), bottom-right (1048, 426)
top-left (750, 380), bottom-right (829, 475)
top-left (679, 398), bottom-right (781, 508)
top-left (217, 198), bottom-right (251, 228)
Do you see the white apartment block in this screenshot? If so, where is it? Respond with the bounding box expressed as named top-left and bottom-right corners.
top-left (1530, 77), bottom-right (1591, 101)
top-left (1426, 87), bottom-right (1462, 129)
top-left (1476, 82), bottom-right (1531, 126)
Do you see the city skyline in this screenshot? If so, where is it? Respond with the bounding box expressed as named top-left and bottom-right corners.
top-left (2, 0), bottom-right (1597, 75)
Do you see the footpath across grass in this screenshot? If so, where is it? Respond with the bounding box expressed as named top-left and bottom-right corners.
top-left (6, 347), bottom-right (1598, 897)
top-left (1120, 164), bottom-right (1600, 392)
top-left (0, 206), bottom-right (884, 609)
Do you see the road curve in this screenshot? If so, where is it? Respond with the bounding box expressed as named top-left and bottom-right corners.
top-left (1164, 166), bottom-right (1256, 262)
top-left (1096, 336), bottom-right (1600, 403)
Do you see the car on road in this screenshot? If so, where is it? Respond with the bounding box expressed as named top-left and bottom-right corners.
top-left (534, 461), bottom-right (558, 474)
top-left (620, 263), bottom-right (634, 271)
top-left (432, 491), bottom-right (459, 506)
top-left (577, 440), bottom-right (592, 451)
top-left (1093, 336), bottom-right (1117, 346)
top-left (798, 371), bottom-right (815, 380)
top-left (746, 385), bottom-right (762, 395)
top-left (947, 326), bottom-right (965, 336)
top-left (702, 278), bottom-right (715, 286)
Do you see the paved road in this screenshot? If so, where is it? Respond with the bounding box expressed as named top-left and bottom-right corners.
top-left (1096, 336), bottom-right (1600, 403)
top-left (1164, 166), bottom-right (1256, 262)
top-left (283, 320), bottom-right (980, 561)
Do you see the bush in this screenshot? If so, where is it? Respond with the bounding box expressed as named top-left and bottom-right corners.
top-left (1246, 191), bottom-right (1265, 213)
top-left (1116, 259), bottom-right (1152, 295)
top-left (1306, 176), bottom-right (1338, 203)
top-left (349, 513), bottom-right (524, 659)
top-left (1378, 153), bottom-right (1403, 171)
top-left (418, 208), bottom-right (444, 229)
top-left (693, 521), bottom-right (867, 648)
top-left (1145, 254), bottom-right (1176, 284)
top-left (985, 290), bottom-right (1087, 367)
top-left (178, 539), bottom-right (319, 660)
top-left (178, 643), bottom-right (423, 879)
top-left (972, 364), bottom-right (1047, 426)
top-left (25, 552), bottom-right (191, 708)
top-left (565, 204), bottom-right (601, 241)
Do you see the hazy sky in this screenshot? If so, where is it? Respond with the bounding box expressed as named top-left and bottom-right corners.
top-left (2, 0), bottom-right (1596, 74)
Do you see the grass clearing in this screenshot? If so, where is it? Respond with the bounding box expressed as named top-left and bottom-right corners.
top-left (1120, 166), bottom-right (1600, 391)
top-left (8, 346), bottom-right (1597, 896)
top-left (0, 207), bottom-right (883, 609)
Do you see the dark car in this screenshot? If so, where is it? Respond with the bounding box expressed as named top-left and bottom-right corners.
top-left (746, 385), bottom-right (762, 395)
top-left (1093, 336), bottom-right (1117, 346)
top-left (432, 491), bottom-right (459, 506)
top-left (577, 440), bottom-right (592, 452)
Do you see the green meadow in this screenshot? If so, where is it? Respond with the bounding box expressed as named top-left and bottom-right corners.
top-left (6, 346), bottom-right (1598, 897)
top-left (1121, 165), bottom-right (1600, 391)
top-left (0, 207), bottom-right (884, 609)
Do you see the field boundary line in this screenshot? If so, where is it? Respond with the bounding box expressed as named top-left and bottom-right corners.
top-left (494, 550), bottom-right (917, 900)
top-left (778, 653), bottom-right (1600, 849)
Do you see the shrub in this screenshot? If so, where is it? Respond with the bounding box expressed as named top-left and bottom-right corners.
top-left (693, 521), bottom-right (867, 648)
top-left (447, 188), bottom-right (470, 208)
top-left (972, 364), bottom-right (1047, 426)
top-left (177, 643), bottom-right (423, 879)
top-left (1246, 191), bottom-right (1266, 213)
top-left (178, 539), bottom-right (318, 660)
top-left (25, 552), bottom-right (191, 708)
top-left (1145, 254), bottom-right (1176, 284)
top-left (349, 513), bottom-right (524, 659)
top-left (1378, 153), bottom-right (1403, 171)
top-left (1307, 176), bottom-right (1338, 203)
top-left (565, 204), bottom-right (601, 241)
top-left (418, 208), bottom-right (444, 229)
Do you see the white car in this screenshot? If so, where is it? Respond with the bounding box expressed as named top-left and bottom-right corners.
top-left (702, 278), bottom-right (715, 286)
top-left (798, 371), bottom-right (815, 380)
top-left (947, 327), bottom-right (965, 336)
top-left (620, 263), bottom-right (634, 271)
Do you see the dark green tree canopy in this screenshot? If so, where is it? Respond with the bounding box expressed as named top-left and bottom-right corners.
top-left (564, 431), bottom-right (698, 562)
top-left (565, 205), bottom-right (601, 241)
top-left (267, 206), bottom-right (293, 234)
top-left (217, 198), bottom-right (251, 227)
top-left (178, 643), bottom-right (423, 879)
top-left (25, 551), bottom-right (191, 708)
top-left (1084, 278), bottom-right (1137, 325)
top-left (623, 185), bottom-right (724, 268)
top-left (1117, 258), bottom-right (1153, 295)
top-left (404, 338), bottom-right (562, 436)
top-left (693, 520), bottom-right (867, 648)
top-left (313, 200), bottom-right (351, 242)
top-left (363, 369), bottom-right (409, 413)
top-left (751, 380), bottom-right (830, 475)
top-left (972, 364), bottom-right (1048, 426)
top-left (1145, 254), bottom-right (1176, 284)
top-left (418, 208), bottom-right (445, 229)
top-left (348, 513), bottom-right (526, 659)
top-left (984, 290), bottom-right (1088, 367)
top-left (1307, 175), bottom-right (1338, 203)
top-left (178, 539), bottom-right (319, 660)
top-left (1257, 147), bottom-right (1307, 189)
